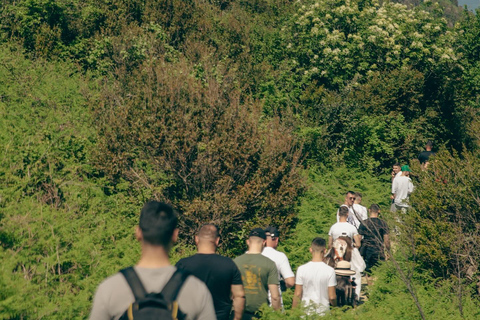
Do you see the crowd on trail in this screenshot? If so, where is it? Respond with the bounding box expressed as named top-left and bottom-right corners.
top-left (89, 143), bottom-right (435, 320)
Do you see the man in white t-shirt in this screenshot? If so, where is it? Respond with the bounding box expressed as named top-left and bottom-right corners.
top-left (392, 165), bottom-right (414, 213)
top-left (293, 237), bottom-right (336, 315)
top-left (262, 226), bottom-right (295, 308)
top-left (352, 192), bottom-right (368, 222)
top-left (329, 206), bottom-right (361, 248)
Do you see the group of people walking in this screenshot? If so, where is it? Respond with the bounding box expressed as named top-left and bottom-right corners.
top-left (90, 195), bottom-right (392, 320)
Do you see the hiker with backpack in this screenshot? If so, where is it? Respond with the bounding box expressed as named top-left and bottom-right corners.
top-left (89, 201), bottom-right (216, 320)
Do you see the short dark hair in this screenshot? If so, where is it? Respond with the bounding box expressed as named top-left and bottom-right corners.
top-left (393, 163), bottom-right (401, 167)
top-left (197, 224), bottom-right (220, 240)
top-left (311, 237), bottom-right (326, 252)
top-left (139, 201), bottom-right (178, 246)
top-left (426, 140), bottom-right (433, 147)
top-left (346, 191), bottom-right (355, 196)
top-left (369, 203), bottom-right (380, 213)
top-left (338, 206), bottom-right (349, 217)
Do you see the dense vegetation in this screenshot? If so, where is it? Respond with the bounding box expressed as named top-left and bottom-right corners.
top-left (0, 0), bottom-right (479, 318)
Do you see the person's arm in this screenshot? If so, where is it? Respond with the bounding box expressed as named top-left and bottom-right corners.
top-left (328, 286), bottom-right (337, 307)
top-left (391, 179), bottom-right (397, 199)
top-left (196, 280), bottom-right (217, 320)
top-left (278, 255), bottom-right (295, 289)
top-left (284, 277), bottom-right (295, 288)
top-left (408, 180), bottom-right (414, 194)
top-left (89, 286), bottom-right (110, 320)
top-left (384, 234), bottom-right (390, 251)
top-left (231, 284), bottom-right (245, 320)
top-left (354, 234), bottom-right (361, 248)
top-left (353, 233), bottom-right (362, 249)
top-left (328, 235), bottom-right (333, 249)
top-left (268, 284), bottom-right (281, 310)
top-left (266, 262), bottom-right (280, 310)
top-left (292, 284), bottom-right (303, 309)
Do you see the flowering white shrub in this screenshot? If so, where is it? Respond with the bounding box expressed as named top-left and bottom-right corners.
top-left (283, 0), bottom-right (460, 88)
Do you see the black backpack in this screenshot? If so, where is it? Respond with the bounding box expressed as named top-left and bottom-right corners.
top-left (119, 267), bottom-right (189, 320)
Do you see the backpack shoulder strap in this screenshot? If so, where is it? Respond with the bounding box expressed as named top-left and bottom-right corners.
top-left (120, 267), bottom-right (147, 300)
top-left (161, 268), bottom-right (190, 302)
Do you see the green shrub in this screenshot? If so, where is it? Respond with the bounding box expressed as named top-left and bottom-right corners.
top-left (92, 56), bottom-right (305, 255)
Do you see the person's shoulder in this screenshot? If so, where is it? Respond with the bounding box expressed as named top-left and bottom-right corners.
top-left (177, 271), bottom-right (215, 317)
top-left (183, 272), bottom-right (210, 291)
top-left (234, 253), bottom-right (245, 260)
top-left (348, 223), bottom-right (358, 230)
top-left (234, 253), bottom-right (247, 264)
top-left (296, 261), bottom-right (310, 273)
top-left (176, 255), bottom-right (193, 265)
top-left (216, 253), bottom-right (236, 262)
top-left (358, 220), bottom-right (368, 229)
top-left (323, 262), bottom-right (335, 272)
top-left (260, 253), bottom-right (277, 264)
top-left (257, 254), bottom-right (278, 270)
top-left (96, 271), bottom-right (126, 292)
top-left (212, 254), bottom-right (239, 268)
top-left (265, 247), bottom-right (288, 259)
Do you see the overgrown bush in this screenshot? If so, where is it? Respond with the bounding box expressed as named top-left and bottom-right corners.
top-left (92, 56), bottom-right (305, 255)
top-left (405, 149), bottom-right (480, 283)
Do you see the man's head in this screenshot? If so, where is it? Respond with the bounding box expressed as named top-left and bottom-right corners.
top-left (265, 226), bottom-right (279, 249)
top-left (310, 237), bottom-right (327, 255)
top-left (338, 206), bottom-right (349, 220)
top-left (344, 191), bottom-right (356, 206)
top-left (246, 228), bottom-right (266, 252)
top-left (354, 192), bottom-right (362, 204)
top-left (369, 203), bottom-right (381, 217)
top-left (195, 224), bottom-right (220, 249)
top-left (393, 163), bottom-right (401, 174)
top-left (137, 201), bottom-right (178, 248)
top-left (426, 140), bottom-right (433, 151)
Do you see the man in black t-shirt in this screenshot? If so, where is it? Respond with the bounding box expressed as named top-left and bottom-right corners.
top-left (418, 140), bottom-right (435, 170)
top-left (176, 224), bottom-right (245, 320)
top-left (358, 204), bottom-right (390, 274)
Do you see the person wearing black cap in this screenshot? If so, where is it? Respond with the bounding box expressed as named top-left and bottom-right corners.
top-left (234, 228), bottom-right (281, 319)
top-left (262, 226), bottom-right (294, 308)
top-left (89, 201), bottom-right (216, 320)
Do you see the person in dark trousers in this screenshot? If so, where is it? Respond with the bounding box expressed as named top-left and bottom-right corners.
top-left (176, 224), bottom-right (245, 320)
top-left (234, 228), bottom-right (280, 319)
top-left (89, 201), bottom-right (216, 320)
top-left (358, 204), bottom-right (390, 276)
top-left (418, 140), bottom-right (435, 170)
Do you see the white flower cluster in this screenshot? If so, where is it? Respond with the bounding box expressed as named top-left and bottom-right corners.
top-left (287, 0), bottom-right (460, 80)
